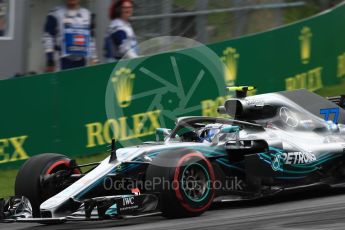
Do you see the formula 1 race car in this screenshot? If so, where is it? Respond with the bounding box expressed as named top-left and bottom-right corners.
top-left (1, 87), bottom-right (345, 224)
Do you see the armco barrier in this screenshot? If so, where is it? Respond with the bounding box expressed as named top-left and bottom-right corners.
top-left (1, 3), bottom-right (345, 169)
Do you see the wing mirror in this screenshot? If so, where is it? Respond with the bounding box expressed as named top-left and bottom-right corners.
top-left (220, 125), bottom-right (240, 134)
top-left (156, 128), bottom-right (172, 141)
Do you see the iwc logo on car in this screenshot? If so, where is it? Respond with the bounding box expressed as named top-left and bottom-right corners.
top-left (111, 68), bottom-right (135, 108)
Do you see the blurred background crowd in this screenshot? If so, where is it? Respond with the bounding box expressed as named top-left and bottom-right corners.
top-left (0, 0), bottom-right (342, 79)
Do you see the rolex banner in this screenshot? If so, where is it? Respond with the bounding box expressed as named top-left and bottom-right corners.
top-left (1, 3), bottom-right (345, 169)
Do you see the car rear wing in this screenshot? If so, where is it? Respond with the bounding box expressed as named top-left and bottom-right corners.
top-left (327, 95), bottom-right (345, 109)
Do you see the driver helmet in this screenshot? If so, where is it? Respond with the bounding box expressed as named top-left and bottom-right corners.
top-left (200, 124), bottom-right (221, 142)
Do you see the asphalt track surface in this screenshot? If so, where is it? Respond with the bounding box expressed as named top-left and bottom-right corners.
top-left (3, 188), bottom-right (345, 230)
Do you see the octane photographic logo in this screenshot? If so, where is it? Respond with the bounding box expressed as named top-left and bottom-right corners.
top-left (299, 26), bottom-right (312, 65)
top-left (103, 176), bottom-right (244, 193)
top-left (105, 36), bottom-right (232, 147)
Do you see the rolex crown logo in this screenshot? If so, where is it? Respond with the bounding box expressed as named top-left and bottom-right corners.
top-left (111, 68), bottom-right (135, 108)
top-left (221, 47), bottom-right (240, 86)
top-left (299, 27), bottom-right (312, 64)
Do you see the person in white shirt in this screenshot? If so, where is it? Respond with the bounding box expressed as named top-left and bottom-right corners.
top-left (104, 0), bottom-right (138, 62)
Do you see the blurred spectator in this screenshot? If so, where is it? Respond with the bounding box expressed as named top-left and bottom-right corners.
top-left (104, 0), bottom-right (138, 62)
top-left (0, 0), bottom-right (7, 37)
top-left (43, 0), bottom-right (98, 72)
top-left (319, 0), bottom-right (340, 10)
top-left (0, 17), bottom-right (4, 36)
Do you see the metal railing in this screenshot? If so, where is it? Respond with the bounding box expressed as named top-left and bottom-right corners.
top-left (130, 2), bottom-right (305, 20)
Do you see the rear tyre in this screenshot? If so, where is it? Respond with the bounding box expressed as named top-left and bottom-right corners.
top-left (15, 153), bottom-right (79, 217)
top-left (145, 149), bottom-right (215, 218)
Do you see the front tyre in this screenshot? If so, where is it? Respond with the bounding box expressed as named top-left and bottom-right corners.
top-left (15, 153), bottom-right (80, 217)
top-left (146, 149), bottom-right (215, 218)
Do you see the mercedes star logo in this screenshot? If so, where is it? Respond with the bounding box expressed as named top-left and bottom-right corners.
top-left (279, 107), bottom-right (299, 127)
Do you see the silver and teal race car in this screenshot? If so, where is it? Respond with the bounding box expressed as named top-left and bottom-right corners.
top-left (1, 88), bottom-right (345, 224)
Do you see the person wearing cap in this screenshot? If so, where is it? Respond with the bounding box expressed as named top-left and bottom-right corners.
top-left (43, 0), bottom-right (98, 71)
top-left (104, 0), bottom-right (138, 62)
